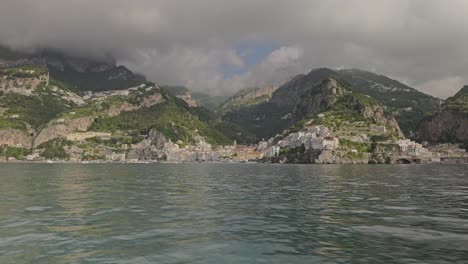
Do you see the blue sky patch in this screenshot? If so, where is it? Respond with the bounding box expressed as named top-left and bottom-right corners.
top-left (220, 40), bottom-right (280, 78)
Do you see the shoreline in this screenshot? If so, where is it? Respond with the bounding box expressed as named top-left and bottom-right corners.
top-left (1, 159), bottom-right (466, 165)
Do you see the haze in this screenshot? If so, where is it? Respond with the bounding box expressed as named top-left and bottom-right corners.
top-left (1, 0), bottom-right (467, 98)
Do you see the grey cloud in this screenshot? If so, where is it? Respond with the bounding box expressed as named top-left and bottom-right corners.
top-left (1, 0), bottom-right (467, 97)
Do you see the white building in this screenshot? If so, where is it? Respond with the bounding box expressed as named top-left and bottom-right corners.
top-left (323, 137), bottom-right (339, 150)
top-left (397, 139), bottom-right (429, 157)
top-left (265, 146), bottom-right (281, 158)
top-left (257, 141), bottom-right (269, 151)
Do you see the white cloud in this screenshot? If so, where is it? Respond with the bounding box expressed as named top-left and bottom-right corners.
top-left (1, 0), bottom-right (468, 97)
top-left (416, 77), bottom-right (467, 99)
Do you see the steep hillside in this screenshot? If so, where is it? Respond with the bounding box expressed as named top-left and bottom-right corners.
top-left (0, 65), bottom-right (254, 161)
top-left (290, 77), bottom-right (403, 137)
top-left (222, 68), bottom-right (339, 139)
top-left (270, 68), bottom-right (338, 108)
top-left (222, 68), bottom-right (440, 138)
top-left (164, 86), bottom-right (198, 107)
top-left (259, 77), bottom-right (404, 164)
top-left (219, 85), bottom-right (276, 113)
top-left (191, 92), bottom-right (228, 111)
top-left (0, 46), bottom-right (145, 92)
top-left (416, 86), bottom-right (468, 143)
top-left (0, 66), bottom-right (86, 153)
top-left (338, 69), bottom-right (441, 135)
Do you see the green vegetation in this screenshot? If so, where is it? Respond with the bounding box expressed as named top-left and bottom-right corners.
top-left (90, 96), bottom-right (233, 145)
top-left (0, 87), bottom-right (69, 129)
top-left (313, 94), bottom-right (371, 131)
top-left (0, 66), bottom-right (48, 78)
top-left (38, 138), bottom-right (72, 160)
top-left (338, 69), bottom-right (442, 135)
top-left (0, 118), bottom-right (27, 131)
top-left (86, 135), bottom-right (144, 146)
top-left (163, 86), bottom-right (190, 96)
top-left (222, 102), bottom-right (291, 140)
top-left (82, 153), bottom-right (106, 161)
top-left (49, 65), bottom-right (142, 92)
top-left (445, 86), bottom-right (468, 113)
top-left (49, 77), bottom-right (75, 93)
top-left (192, 92), bottom-right (228, 111)
top-left (221, 95), bottom-right (270, 113)
top-left (339, 139), bottom-right (373, 153)
top-left (0, 146), bottom-right (31, 160)
top-left (218, 87), bottom-right (274, 114)
top-left (212, 122), bottom-right (257, 144)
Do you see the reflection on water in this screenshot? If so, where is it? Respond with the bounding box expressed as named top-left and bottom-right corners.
top-left (0, 164), bottom-right (467, 263)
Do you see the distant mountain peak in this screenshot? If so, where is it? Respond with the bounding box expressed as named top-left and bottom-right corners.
top-left (0, 46), bottom-right (145, 92)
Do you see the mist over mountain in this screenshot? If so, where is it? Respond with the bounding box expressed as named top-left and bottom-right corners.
top-left (2, 0), bottom-right (468, 97)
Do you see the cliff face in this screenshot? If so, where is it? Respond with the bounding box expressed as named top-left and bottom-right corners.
top-left (0, 129), bottom-right (33, 148)
top-left (416, 86), bottom-right (468, 143)
top-left (0, 68), bottom-right (49, 95)
top-left (270, 68), bottom-right (338, 108)
top-left (33, 116), bottom-right (95, 147)
top-left (416, 110), bottom-right (468, 143)
top-left (222, 69), bottom-right (340, 139)
top-left (358, 100), bottom-right (404, 137)
top-left (127, 129), bottom-right (169, 160)
top-left (293, 77), bottom-right (403, 137)
top-left (220, 85), bottom-right (276, 112)
top-left (0, 61), bottom-right (249, 161)
top-left (338, 69), bottom-right (442, 136)
top-left (293, 77), bottom-right (349, 120)
top-left (221, 67), bottom-right (441, 138)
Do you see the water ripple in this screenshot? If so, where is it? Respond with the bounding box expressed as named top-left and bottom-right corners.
top-left (0, 164), bottom-right (466, 263)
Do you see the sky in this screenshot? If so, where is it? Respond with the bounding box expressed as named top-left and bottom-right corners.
top-left (1, 0), bottom-right (468, 98)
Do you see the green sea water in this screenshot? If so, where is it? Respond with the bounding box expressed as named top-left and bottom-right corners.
top-left (0, 164), bottom-right (467, 263)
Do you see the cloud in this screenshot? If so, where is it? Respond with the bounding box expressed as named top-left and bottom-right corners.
top-left (1, 0), bottom-right (468, 97)
top-left (417, 77), bottom-right (466, 99)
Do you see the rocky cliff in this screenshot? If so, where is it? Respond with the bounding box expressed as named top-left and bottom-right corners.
top-left (293, 77), bottom-right (349, 120)
top-left (220, 85), bottom-right (276, 113)
top-left (222, 67), bottom-right (440, 138)
top-left (338, 69), bottom-right (442, 135)
top-left (33, 116), bottom-right (95, 147)
top-left (0, 61), bottom-right (250, 161)
top-left (416, 86), bottom-right (468, 143)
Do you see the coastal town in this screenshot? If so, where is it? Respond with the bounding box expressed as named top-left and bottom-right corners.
top-left (2, 121), bottom-right (466, 164)
top-left (0, 50), bottom-right (466, 165)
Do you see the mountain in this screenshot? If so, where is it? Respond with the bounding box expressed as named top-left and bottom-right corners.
top-left (164, 86), bottom-right (198, 107)
top-left (0, 63), bottom-right (255, 161)
top-left (415, 86), bottom-right (468, 144)
top-left (0, 46), bottom-right (145, 93)
top-left (222, 68), bottom-right (339, 139)
top-left (0, 66), bottom-right (80, 151)
top-left (337, 69), bottom-right (442, 135)
top-left (191, 92), bottom-right (228, 111)
top-left (258, 77), bottom-right (404, 164)
top-left (291, 77), bottom-right (403, 137)
top-left (219, 85), bottom-right (276, 113)
top-left (222, 68), bottom-right (440, 138)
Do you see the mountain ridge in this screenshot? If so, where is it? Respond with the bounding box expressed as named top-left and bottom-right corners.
top-left (0, 46), bottom-right (145, 92)
top-left (221, 67), bottom-right (441, 138)
top-left (415, 85), bottom-right (468, 144)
